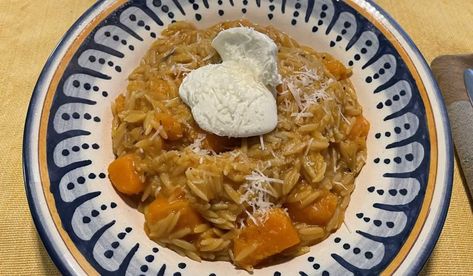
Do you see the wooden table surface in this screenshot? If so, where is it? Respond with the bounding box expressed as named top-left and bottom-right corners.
top-left (0, 0), bottom-right (471, 275)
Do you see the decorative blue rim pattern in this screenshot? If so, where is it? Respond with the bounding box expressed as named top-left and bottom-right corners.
top-left (364, 0), bottom-right (453, 273)
top-left (23, 2), bottom-right (111, 274)
top-left (23, 1), bottom-right (453, 275)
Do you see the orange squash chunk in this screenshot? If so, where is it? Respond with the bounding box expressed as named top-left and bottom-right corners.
top-left (323, 57), bottom-right (352, 80)
top-left (233, 208), bottom-right (300, 267)
top-left (108, 154), bottom-right (145, 195)
top-left (156, 112), bottom-right (183, 141)
top-left (145, 197), bottom-right (202, 232)
top-left (286, 192), bottom-right (338, 226)
top-left (349, 115), bottom-right (370, 139)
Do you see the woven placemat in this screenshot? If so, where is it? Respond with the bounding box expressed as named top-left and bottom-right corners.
top-left (1, 1), bottom-right (472, 275)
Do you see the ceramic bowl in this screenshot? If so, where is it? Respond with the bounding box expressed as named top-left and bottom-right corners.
top-left (24, 0), bottom-right (453, 275)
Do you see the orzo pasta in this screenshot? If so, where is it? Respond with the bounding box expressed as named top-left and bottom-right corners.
top-left (108, 19), bottom-right (369, 270)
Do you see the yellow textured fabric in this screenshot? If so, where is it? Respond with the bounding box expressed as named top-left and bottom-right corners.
top-left (0, 0), bottom-right (471, 275)
top-left (0, 1), bottom-right (97, 275)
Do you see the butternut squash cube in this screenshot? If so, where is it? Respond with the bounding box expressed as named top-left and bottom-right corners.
top-left (145, 197), bottom-right (202, 233)
top-left (108, 154), bottom-right (144, 195)
top-left (286, 192), bottom-right (338, 226)
top-left (233, 208), bottom-right (300, 267)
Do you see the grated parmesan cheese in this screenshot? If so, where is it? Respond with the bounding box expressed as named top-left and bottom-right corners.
top-left (240, 170), bottom-right (284, 225)
top-left (332, 147), bottom-right (338, 173)
top-left (269, 148), bottom-right (281, 160)
top-left (245, 169), bottom-right (284, 184)
top-left (163, 97), bottom-right (180, 105)
top-left (259, 135), bottom-right (265, 151)
top-left (290, 112), bottom-right (313, 118)
top-left (238, 217), bottom-right (246, 229)
top-left (245, 210), bottom-right (258, 225)
top-left (286, 81), bottom-right (303, 109)
top-left (293, 66), bottom-right (320, 86)
top-left (154, 185), bottom-right (162, 197)
top-left (189, 134), bottom-right (212, 156)
top-left (279, 90), bottom-right (290, 96)
top-left (340, 110), bottom-right (350, 124)
top-left (202, 52), bottom-right (216, 62)
top-left (283, 70), bottom-right (331, 121)
top-left (171, 63), bottom-right (192, 76)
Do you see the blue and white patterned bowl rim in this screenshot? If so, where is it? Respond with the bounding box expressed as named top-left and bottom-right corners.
top-left (23, 0), bottom-right (453, 275)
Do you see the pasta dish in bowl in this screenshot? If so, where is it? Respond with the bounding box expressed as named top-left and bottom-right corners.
top-left (108, 19), bottom-right (369, 270)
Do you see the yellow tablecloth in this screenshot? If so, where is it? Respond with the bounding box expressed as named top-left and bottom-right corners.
top-left (0, 0), bottom-right (471, 275)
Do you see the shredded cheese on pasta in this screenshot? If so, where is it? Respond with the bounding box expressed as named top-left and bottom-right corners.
top-left (240, 170), bottom-right (284, 224)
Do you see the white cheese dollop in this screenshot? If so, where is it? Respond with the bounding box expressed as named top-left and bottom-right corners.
top-left (179, 27), bottom-right (281, 138)
top-left (211, 27), bottom-right (281, 87)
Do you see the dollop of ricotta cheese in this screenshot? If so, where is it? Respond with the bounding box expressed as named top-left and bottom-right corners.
top-left (179, 27), bottom-right (281, 138)
top-left (211, 27), bottom-right (281, 87)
